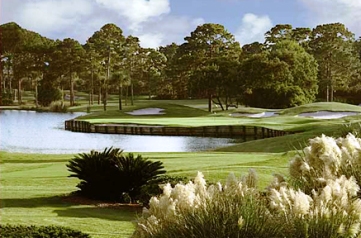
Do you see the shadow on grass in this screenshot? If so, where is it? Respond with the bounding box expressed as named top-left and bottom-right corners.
top-left (0, 159), bottom-right (70, 164)
top-left (0, 196), bottom-right (72, 208)
top-left (53, 206), bottom-right (140, 221)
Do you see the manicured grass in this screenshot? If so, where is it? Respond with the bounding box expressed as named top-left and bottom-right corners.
top-left (0, 151), bottom-right (289, 237)
top-left (3, 99), bottom-right (361, 237)
top-left (278, 102), bottom-right (361, 115)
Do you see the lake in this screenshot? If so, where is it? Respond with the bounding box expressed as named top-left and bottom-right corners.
top-left (0, 110), bottom-right (234, 154)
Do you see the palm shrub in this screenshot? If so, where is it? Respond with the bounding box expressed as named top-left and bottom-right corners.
top-left (66, 147), bottom-right (166, 202)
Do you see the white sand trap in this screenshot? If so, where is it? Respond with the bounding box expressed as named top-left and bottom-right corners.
top-left (230, 111), bottom-right (277, 118)
top-left (126, 108), bottom-right (165, 115)
top-left (298, 111), bottom-right (359, 119)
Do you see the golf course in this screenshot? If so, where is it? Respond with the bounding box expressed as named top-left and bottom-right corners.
top-left (2, 97), bottom-right (361, 237)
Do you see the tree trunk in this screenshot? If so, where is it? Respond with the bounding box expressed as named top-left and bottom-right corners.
top-left (70, 74), bottom-right (74, 106)
top-left (125, 85), bottom-right (128, 106)
top-left (17, 79), bottom-right (22, 105)
top-left (208, 93), bottom-right (212, 112)
top-left (131, 82), bottom-right (134, 106)
top-left (9, 74), bottom-right (12, 100)
top-left (216, 96), bottom-right (224, 111)
top-left (148, 73), bottom-right (151, 100)
top-left (98, 83), bottom-right (101, 105)
top-left (90, 66), bottom-right (94, 105)
top-left (61, 86), bottom-right (64, 107)
top-left (103, 85), bottom-right (107, 111)
top-left (0, 71), bottom-right (2, 105)
top-left (326, 85), bottom-right (329, 102)
top-left (35, 78), bottom-right (39, 108)
top-left (103, 48), bottom-right (111, 111)
top-left (330, 85), bottom-right (334, 102)
top-left (119, 85), bottom-right (122, 110)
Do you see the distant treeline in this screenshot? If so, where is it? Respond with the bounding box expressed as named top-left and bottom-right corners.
top-left (1, 22), bottom-right (361, 110)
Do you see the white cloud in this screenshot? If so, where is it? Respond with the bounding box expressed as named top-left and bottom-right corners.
top-left (0, 0), bottom-right (204, 47)
top-left (138, 33), bottom-right (164, 48)
top-left (95, 0), bottom-right (170, 30)
top-left (135, 16), bottom-right (205, 48)
top-left (17, 0), bottom-right (94, 34)
top-left (299, 0), bottom-right (361, 36)
top-left (235, 13), bottom-right (273, 45)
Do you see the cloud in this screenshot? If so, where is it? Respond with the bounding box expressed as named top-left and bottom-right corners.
top-left (235, 13), bottom-right (273, 45)
top-left (299, 0), bottom-right (361, 36)
top-left (134, 15), bottom-right (205, 48)
top-left (17, 0), bottom-right (94, 34)
top-left (0, 0), bottom-right (204, 47)
top-left (138, 33), bottom-right (164, 48)
top-left (95, 0), bottom-right (170, 31)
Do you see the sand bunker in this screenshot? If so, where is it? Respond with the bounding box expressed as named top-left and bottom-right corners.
top-left (298, 111), bottom-right (359, 119)
top-left (230, 111), bottom-right (277, 118)
top-left (126, 108), bottom-right (165, 115)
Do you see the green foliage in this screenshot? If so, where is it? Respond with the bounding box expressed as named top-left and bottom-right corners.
top-left (138, 175), bottom-right (188, 205)
top-left (1, 91), bottom-right (14, 105)
top-left (0, 224), bottom-right (90, 238)
top-left (49, 101), bottom-right (69, 112)
top-left (38, 83), bottom-right (61, 107)
top-left (309, 23), bottom-right (359, 102)
top-left (66, 147), bottom-right (166, 202)
top-left (240, 40), bottom-right (318, 108)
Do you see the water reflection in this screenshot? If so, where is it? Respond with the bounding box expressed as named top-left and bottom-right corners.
top-left (0, 110), bottom-right (234, 154)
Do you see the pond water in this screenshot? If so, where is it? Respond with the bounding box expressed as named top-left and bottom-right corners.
top-left (0, 110), bottom-right (235, 154)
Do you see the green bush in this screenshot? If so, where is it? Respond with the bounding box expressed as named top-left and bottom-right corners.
top-left (67, 147), bottom-right (166, 202)
top-left (38, 83), bottom-right (61, 107)
top-left (1, 91), bottom-right (14, 106)
top-left (0, 224), bottom-right (90, 238)
top-left (138, 175), bottom-right (188, 206)
top-left (49, 101), bottom-right (69, 112)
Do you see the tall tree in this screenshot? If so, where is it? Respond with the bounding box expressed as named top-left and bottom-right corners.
top-left (159, 43), bottom-right (179, 97)
top-left (309, 23), bottom-right (358, 101)
top-left (140, 48), bottom-right (167, 99)
top-left (265, 24), bottom-right (293, 46)
top-left (87, 23), bottom-right (125, 111)
top-left (52, 38), bottom-right (85, 106)
top-left (240, 40), bottom-right (318, 108)
top-left (183, 23), bottom-right (241, 111)
top-left (0, 22), bottom-right (53, 106)
top-left (122, 35), bottom-right (141, 106)
top-left (0, 22), bottom-right (26, 105)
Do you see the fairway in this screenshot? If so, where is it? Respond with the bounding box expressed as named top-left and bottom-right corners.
top-left (2, 101), bottom-right (361, 237)
top-left (0, 151), bottom-right (289, 237)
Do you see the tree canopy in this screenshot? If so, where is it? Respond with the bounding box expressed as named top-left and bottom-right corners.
top-left (1, 21), bottom-right (361, 108)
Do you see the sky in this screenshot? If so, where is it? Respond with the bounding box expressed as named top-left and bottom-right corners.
top-left (1, 0), bottom-right (361, 48)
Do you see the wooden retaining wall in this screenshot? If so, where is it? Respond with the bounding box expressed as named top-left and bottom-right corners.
top-left (65, 120), bottom-right (290, 139)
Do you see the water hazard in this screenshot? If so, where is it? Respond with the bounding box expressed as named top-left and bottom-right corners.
top-left (0, 110), bottom-right (235, 154)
